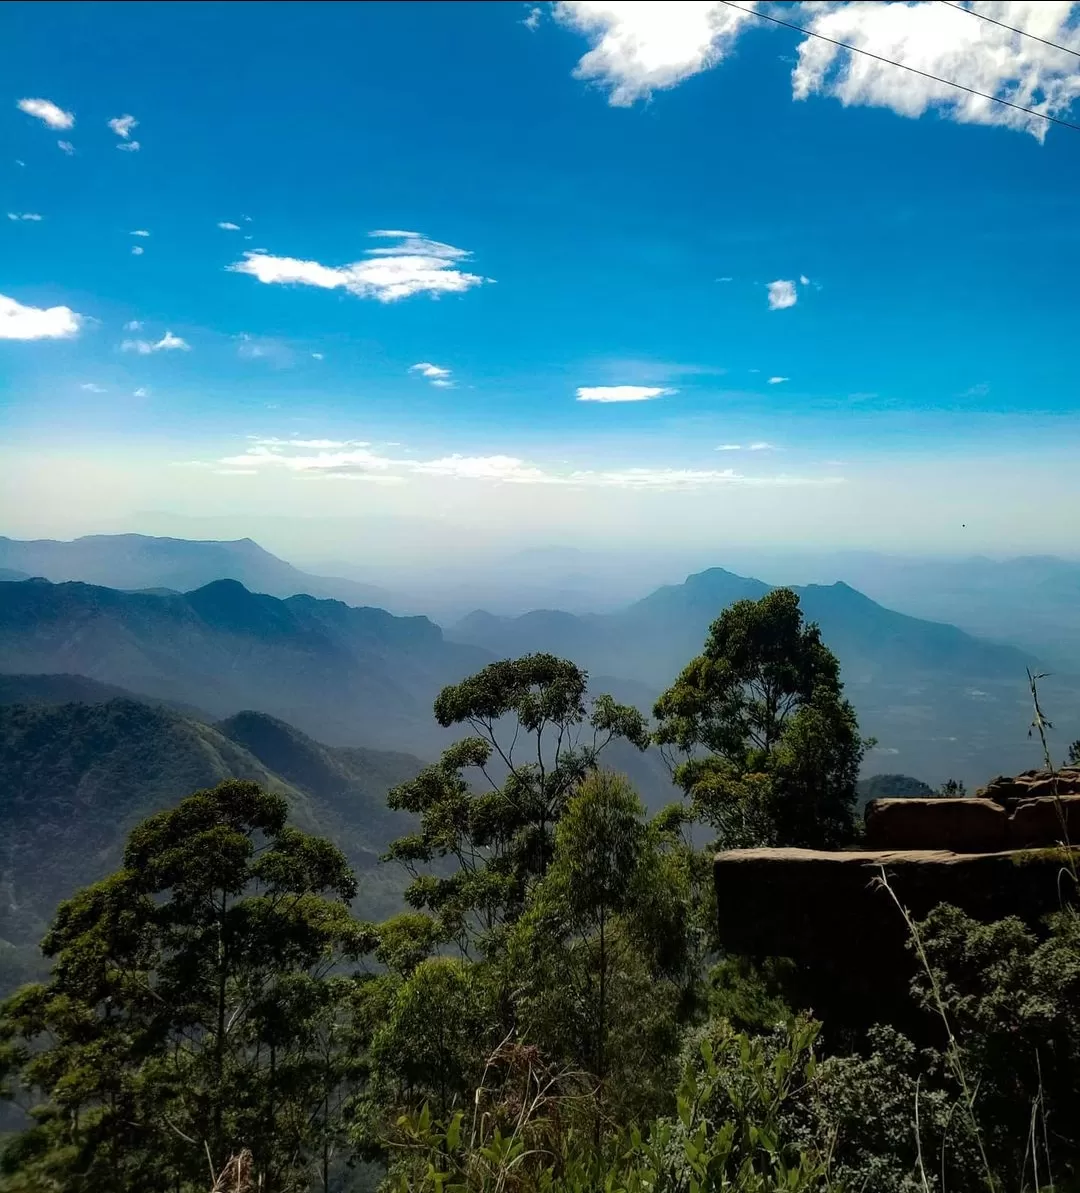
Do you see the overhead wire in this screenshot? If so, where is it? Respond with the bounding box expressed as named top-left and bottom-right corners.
top-left (937, 1), bottom-right (1080, 61)
top-left (716, 0), bottom-right (1080, 135)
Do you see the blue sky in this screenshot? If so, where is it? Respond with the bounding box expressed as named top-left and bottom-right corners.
top-left (3, 1), bottom-right (1079, 561)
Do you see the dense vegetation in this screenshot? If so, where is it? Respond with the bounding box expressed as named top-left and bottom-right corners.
top-left (0, 590), bottom-right (1077, 1191)
top-left (0, 701), bottom-right (422, 992)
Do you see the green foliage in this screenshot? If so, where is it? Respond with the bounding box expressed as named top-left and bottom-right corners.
top-left (1065, 740), bottom-right (1080, 767)
top-left (507, 771), bottom-right (696, 1125)
top-left (385, 655), bottom-right (650, 951)
top-left (382, 1020), bottom-right (833, 1192)
top-left (654, 589), bottom-right (866, 849)
top-left (0, 780), bottom-right (365, 1192)
top-left (938, 778), bottom-right (968, 798)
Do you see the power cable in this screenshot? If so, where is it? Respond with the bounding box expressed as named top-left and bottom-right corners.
top-left (717, 0), bottom-right (1080, 135)
top-left (937, 1), bottom-right (1080, 61)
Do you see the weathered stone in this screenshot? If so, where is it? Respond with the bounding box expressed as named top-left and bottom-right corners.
top-left (713, 845), bottom-right (1078, 1031)
top-left (864, 797), bottom-right (1007, 852)
top-left (1008, 795), bottom-right (1080, 848)
top-left (977, 767), bottom-right (1080, 804)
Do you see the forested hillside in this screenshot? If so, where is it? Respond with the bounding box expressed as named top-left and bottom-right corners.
top-left (0, 698), bottom-right (422, 992)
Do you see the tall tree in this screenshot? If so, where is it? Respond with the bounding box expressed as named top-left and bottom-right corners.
top-left (508, 770), bottom-right (694, 1128)
top-left (0, 780), bottom-right (365, 1193)
top-left (653, 589), bottom-right (866, 849)
top-left (383, 654), bottom-right (650, 953)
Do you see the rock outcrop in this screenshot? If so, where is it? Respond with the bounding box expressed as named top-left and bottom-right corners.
top-left (713, 776), bottom-right (1080, 1032)
top-left (864, 792), bottom-right (1080, 852)
top-left (977, 766), bottom-right (1080, 803)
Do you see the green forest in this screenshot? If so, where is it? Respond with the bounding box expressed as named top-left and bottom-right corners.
top-left (1, 590), bottom-right (1077, 1192)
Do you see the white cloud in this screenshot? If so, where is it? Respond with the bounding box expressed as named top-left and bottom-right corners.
top-left (108, 114), bottom-right (138, 139)
top-left (121, 330), bottom-right (190, 354)
top-left (203, 436), bottom-right (839, 491)
top-left (555, 0), bottom-right (760, 106)
top-left (80, 382), bottom-right (106, 393)
top-left (523, 5), bottom-right (542, 30)
top-left (7, 212), bottom-right (42, 221)
top-left (799, 274), bottom-right (810, 285)
top-left (17, 97), bottom-right (74, 129)
top-left (131, 245), bottom-right (144, 256)
top-left (124, 320), bottom-right (144, 331)
top-left (556, 1), bottom-right (1080, 141)
top-left (56, 140), bottom-right (74, 155)
top-left (311, 352), bottom-right (324, 361)
top-left (576, 385), bottom-right (675, 402)
top-left (716, 443), bottom-right (743, 451)
top-left (0, 292), bottom-right (83, 340)
top-left (116, 140), bottom-right (141, 153)
top-left (793, 1), bottom-right (1080, 143)
top-left (130, 229), bottom-right (150, 237)
top-left (767, 376), bottom-right (789, 384)
top-left (767, 280), bottom-right (797, 310)
top-left (133, 387), bottom-right (149, 397)
top-left (748, 441), bottom-right (775, 451)
top-left (228, 230), bottom-right (488, 302)
top-left (410, 362), bottom-right (455, 388)
top-left (217, 221), bottom-right (241, 231)
top-left (716, 275), bottom-right (733, 282)
top-left (14, 159), bottom-right (25, 167)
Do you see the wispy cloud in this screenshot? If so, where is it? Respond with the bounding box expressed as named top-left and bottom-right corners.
top-left (124, 320), bottom-right (144, 331)
top-left (131, 245), bottom-right (144, 256)
top-left (523, 5), bottom-right (542, 30)
top-left (217, 221), bottom-right (241, 231)
top-left (228, 230), bottom-right (489, 302)
top-left (409, 361), bottom-right (455, 388)
top-left (556, 1), bottom-right (1080, 141)
top-left (201, 436), bottom-right (837, 491)
top-left (311, 352), bottom-right (324, 361)
top-left (130, 229), bottom-right (150, 237)
top-left (576, 385), bottom-right (675, 403)
top-left (56, 140), bottom-right (74, 155)
top-left (766, 280), bottom-right (797, 311)
top-left (108, 114), bottom-right (138, 139)
top-left (17, 97), bottom-right (74, 129)
top-left (116, 140), bottom-right (141, 153)
top-left (962, 382), bottom-right (990, 397)
top-left (236, 333), bottom-right (295, 367)
top-left (121, 330), bottom-right (190, 354)
top-left (767, 376), bottom-right (789, 385)
top-left (80, 382), bottom-right (106, 393)
top-left (133, 387), bottom-right (149, 397)
top-left (7, 212), bottom-right (42, 221)
top-left (716, 441), bottom-right (776, 452)
top-left (0, 292), bottom-right (83, 340)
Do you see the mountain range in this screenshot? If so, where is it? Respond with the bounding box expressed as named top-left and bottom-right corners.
top-left (0, 576), bottom-right (488, 755)
top-left (1, 534), bottom-right (1075, 787)
top-left (0, 533), bottom-right (395, 608)
top-left (448, 567), bottom-right (1074, 786)
top-left (0, 688), bottom-right (424, 994)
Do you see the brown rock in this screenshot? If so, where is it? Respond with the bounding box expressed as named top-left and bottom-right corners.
top-left (1008, 794), bottom-right (1080, 848)
top-left (864, 797), bottom-right (1007, 853)
top-left (713, 845), bottom-right (1078, 1032)
top-left (977, 767), bottom-right (1080, 803)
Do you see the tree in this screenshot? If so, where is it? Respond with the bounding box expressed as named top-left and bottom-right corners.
top-left (508, 771), bottom-right (694, 1128)
top-left (1066, 740), bottom-right (1080, 767)
top-left (938, 777), bottom-right (968, 798)
top-left (653, 588), bottom-right (866, 849)
top-left (383, 654), bottom-right (650, 953)
top-left (0, 780), bottom-right (366, 1193)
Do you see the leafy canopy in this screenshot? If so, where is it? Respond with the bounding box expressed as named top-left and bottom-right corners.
top-left (654, 588), bottom-right (866, 849)
top-left (384, 653), bottom-right (649, 950)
